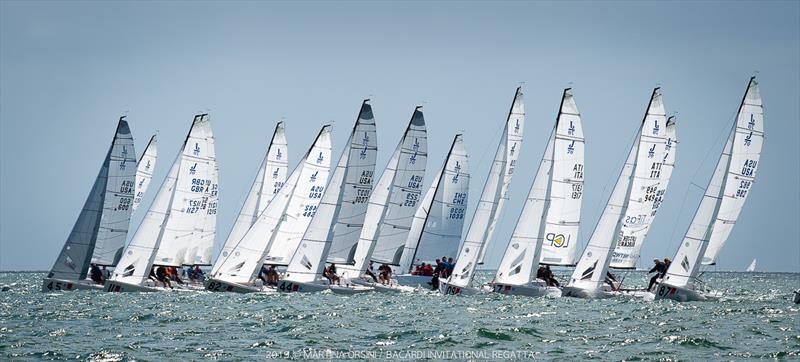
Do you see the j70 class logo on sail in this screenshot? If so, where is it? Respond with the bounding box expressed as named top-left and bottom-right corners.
top-left (652, 120), bottom-right (660, 135)
top-left (567, 140), bottom-right (575, 155)
top-left (193, 143), bottom-right (200, 156)
top-left (316, 152), bottom-right (324, 164)
top-left (452, 161), bottom-right (461, 183)
top-left (568, 121), bottom-right (575, 136)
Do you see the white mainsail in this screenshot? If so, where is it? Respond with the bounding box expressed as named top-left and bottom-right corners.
top-left (494, 89), bottom-right (584, 285)
top-left (132, 134), bottom-right (158, 212)
top-left (567, 88), bottom-right (668, 294)
top-left (285, 101), bottom-right (378, 283)
top-left (150, 114), bottom-right (217, 266)
top-left (448, 88), bottom-right (524, 288)
top-left (610, 115), bottom-right (677, 269)
top-left (47, 117), bottom-right (136, 281)
top-left (211, 122), bottom-right (288, 275)
top-left (398, 134), bottom-right (469, 274)
top-left (111, 114), bottom-right (215, 286)
top-left (212, 125), bottom-right (332, 284)
top-left (746, 258), bottom-right (757, 272)
top-left (337, 108), bottom-right (427, 277)
top-left (662, 77), bottom-right (764, 289)
top-left (361, 107), bottom-right (428, 266)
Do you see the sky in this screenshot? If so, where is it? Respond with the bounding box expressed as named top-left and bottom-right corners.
top-left (1, 1), bottom-right (798, 272)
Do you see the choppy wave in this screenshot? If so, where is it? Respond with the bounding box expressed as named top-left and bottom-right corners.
top-left (1, 271), bottom-right (798, 360)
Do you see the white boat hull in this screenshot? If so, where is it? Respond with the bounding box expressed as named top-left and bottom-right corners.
top-left (492, 282), bottom-right (561, 297)
top-left (394, 274), bottom-right (434, 288)
top-left (562, 285), bottom-right (615, 299)
top-left (653, 282), bottom-right (720, 302)
top-left (275, 280), bottom-right (373, 294)
top-left (204, 278), bottom-right (275, 293)
top-left (351, 279), bottom-right (417, 293)
top-left (42, 278), bottom-right (103, 293)
top-left (439, 281), bottom-right (482, 296)
top-left (104, 280), bottom-right (160, 293)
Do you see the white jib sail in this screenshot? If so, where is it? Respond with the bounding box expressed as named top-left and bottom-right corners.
top-left (662, 77), bottom-right (764, 288)
top-left (285, 101), bottom-right (378, 283)
top-left (611, 115), bottom-right (677, 269)
top-left (449, 88), bottom-right (524, 288)
top-left (89, 119), bottom-right (139, 267)
top-left (211, 121), bottom-right (288, 275)
top-left (337, 108), bottom-right (427, 277)
top-left (150, 114), bottom-right (217, 266)
top-left (494, 88), bottom-right (584, 285)
top-left (132, 134), bottom-right (157, 212)
top-left (568, 89), bottom-right (668, 292)
top-left (212, 125), bottom-right (332, 284)
top-left (48, 117), bottom-right (136, 281)
top-left (746, 258), bottom-right (757, 272)
top-left (363, 108), bottom-right (428, 265)
top-left (398, 134), bottom-right (469, 274)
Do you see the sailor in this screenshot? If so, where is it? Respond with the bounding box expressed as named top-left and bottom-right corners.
top-left (604, 271), bottom-right (618, 290)
top-left (89, 264), bottom-right (104, 284)
top-left (156, 266), bottom-right (173, 289)
top-left (422, 263), bottom-right (434, 276)
top-left (536, 266), bottom-right (547, 282)
top-left (662, 258), bottom-right (672, 278)
top-left (266, 265), bottom-right (279, 286)
top-left (429, 273), bottom-right (440, 291)
top-left (446, 258), bottom-right (455, 277)
top-left (257, 264), bottom-right (269, 284)
top-left (365, 261), bottom-right (378, 282)
top-left (101, 266), bottom-right (110, 281)
top-left (545, 265), bottom-right (560, 287)
top-left (433, 259), bottom-right (443, 276)
top-left (193, 265), bottom-right (205, 281)
top-left (647, 258), bottom-right (666, 291)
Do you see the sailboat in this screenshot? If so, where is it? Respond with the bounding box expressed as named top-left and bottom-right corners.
top-left (563, 88), bottom-right (671, 299)
top-left (655, 77), bottom-right (764, 302)
top-left (441, 87), bottom-right (524, 295)
top-left (745, 258), bottom-right (757, 272)
top-left (210, 122), bottom-right (288, 275)
top-left (206, 125), bottom-right (332, 293)
top-left (43, 116), bottom-right (137, 292)
top-left (105, 114), bottom-right (218, 292)
top-left (335, 107), bottom-right (427, 286)
top-left (132, 134), bottom-right (158, 212)
top-left (394, 134), bottom-right (470, 287)
top-left (279, 100), bottom-right (377, 294)
top-left (492, 88), bottom-right (584, 297)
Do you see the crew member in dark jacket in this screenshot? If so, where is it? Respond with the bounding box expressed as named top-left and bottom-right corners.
top-left (647, 258), bottom-right (666, 291)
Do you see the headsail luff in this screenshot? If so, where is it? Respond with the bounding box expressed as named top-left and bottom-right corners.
top-left (337, 108), bottom-right (427, 278)
top-left (211, 125), bottom-right (332, 284)
top-left (449, 87), bottom-right (524, 288)
top-left (211, 121), bottom-right (288, 275)
top-left (567, 88), bottom-right (668, 292)
top-left (662, 77), bottom-right (764, 288)
top-left (494, 88), bottom-right (584, 285)
top-left (398, 134), bottom-right (469, 274)
top-left (48, 117), bottom-right (136, 280)
top-left (110, 114), bottom-right (213, 286)
top-left (285, 101), bottom-right (378, 283)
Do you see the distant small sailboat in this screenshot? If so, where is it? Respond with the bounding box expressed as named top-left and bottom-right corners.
top-left (105, 114), bottom-right (218, 292)
top-left (745, 258), bottom-right (757, 272)
top-left (656, 77), bottom-right (764, 302)
top-left (563, 87), bottom-right (671, 299)
top-left (441, 87), bottom-right (524, 295)
top-left (210, 122), bottom-right (288, 276)
top-left (206, 125), bottom-right (332, 293)
top-left (43, 116), bottom-right (137, 292)
top-left (280, 100), bottom-right (377, 294)
top-left (132, 134), bottom-right (158, 212)
top-left (336, 107), bottom-right (427, 285)
top-left (394, 134), bottom-right (470, 287)
top-left (491, 88), bottom-right (584, 298)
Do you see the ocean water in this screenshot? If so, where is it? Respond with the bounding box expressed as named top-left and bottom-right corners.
top-left (0, 271), bottom-right (798, 360)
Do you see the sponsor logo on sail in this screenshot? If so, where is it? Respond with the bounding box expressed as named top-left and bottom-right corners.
top-left (681, 255), bottom-right (690, 272)
top-left (120, 146), bottom-right (128, 170)
top-left (546, 233), bottom-right (569, 248)
top-left (360, 132), bottom-right (369, 159)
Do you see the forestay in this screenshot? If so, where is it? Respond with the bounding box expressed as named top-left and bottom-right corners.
top-left (285, 101), bottom-right (378, 283)
top-left (568, 89), bottom-right (668, 292)
top-left (365, 108), bottom-right (428, 265)
top-left (449, 88), bottom-right (524, 288)
top-left (211, 122), bottom-right (288, 275)
top-left (211, 125), bottom-right (331, 284)
top-left (398, 134), bottom-right (469, 274)
top-left (151, 114), bottom-right (218, 266)
top-left (111, 115), bottom-right (214, 286)
top-left (48, 117), bottom-right (136, 281)
top-left (662, 77), bottom-right (764, 288)
top-left (611, 114), bottom-right (677, 269)
top-left (494, 89), bottom-right (584, 285)
top-left (132, 134), bottom-right (158, 212)
top-left (337, 108), bottom-right (427, 278)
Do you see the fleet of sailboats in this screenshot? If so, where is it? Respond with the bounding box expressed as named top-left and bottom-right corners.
top-left (43, 78), bottom-right (768, 302)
